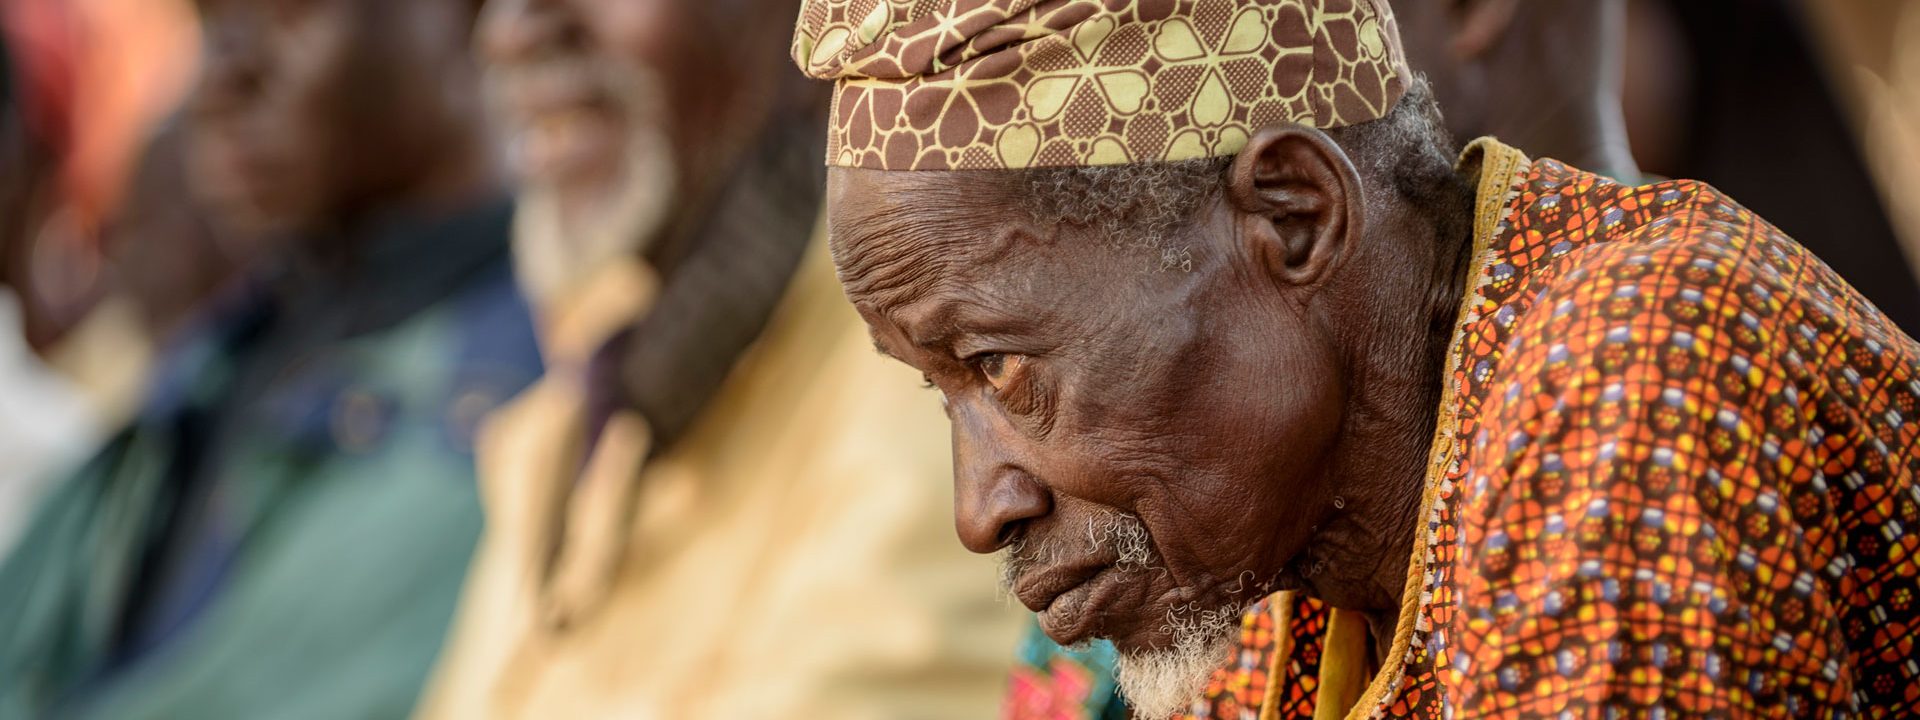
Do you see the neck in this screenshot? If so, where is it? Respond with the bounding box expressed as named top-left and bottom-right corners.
top-left (295, 126), bottom-right (502, 273)
top-left (1294, 175), bottom-right (1476, 633)
top-left (391, 125), bottom-right (504, 228)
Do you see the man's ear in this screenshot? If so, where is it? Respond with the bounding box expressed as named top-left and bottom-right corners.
top-left (1225, 124), bottom-right (1363, 289)
top-left (1449, 0), bottom-right (1521, 60)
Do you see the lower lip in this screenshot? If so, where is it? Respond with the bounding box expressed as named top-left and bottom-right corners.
top-left (1037, 567), bottom-right (1117, 645)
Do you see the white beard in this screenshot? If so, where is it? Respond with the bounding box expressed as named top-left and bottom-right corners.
top-left (1113, 604), bottom-right (1243, 719)
top-left (997, 508), bottom-right (1157, 598)
top-left (998, 510), bottom-right (1250, 719)
top-left (508, 68), bottom-right (676, 309)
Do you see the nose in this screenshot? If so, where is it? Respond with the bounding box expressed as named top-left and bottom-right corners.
top-left (478, 0), bottom-right (577, 67)
top-left (952, 416), bottom-right (1051, 554)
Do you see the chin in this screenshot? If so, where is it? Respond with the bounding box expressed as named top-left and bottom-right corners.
top-left (1057, 580), bottom-right (1252, 717)
top-left (1110, 605), bottom-right (1243, 719)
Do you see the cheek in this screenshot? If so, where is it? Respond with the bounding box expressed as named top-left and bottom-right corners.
top-left (264, 20), bottom-right (352, 150)
top-left (1214, 316), bottom-right (1344, 488)
top-left (1136, 308), bottom-right (1347, 582)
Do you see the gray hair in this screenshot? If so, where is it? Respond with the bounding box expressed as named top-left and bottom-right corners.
top-left (1018, 74), bottom-right (1458, 250)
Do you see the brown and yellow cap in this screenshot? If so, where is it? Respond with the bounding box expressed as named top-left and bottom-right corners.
top-left (792, 0), bottom-right (1409, 170)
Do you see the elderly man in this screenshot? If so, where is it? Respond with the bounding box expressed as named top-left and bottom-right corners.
top-left (797, 0), bottom-right (1920, 718)
top-left (413, 0), bottom-right (1020, 717)
top-left (0, 0), bottom-right (540, 717)
top-left (999, 2), bottom-right (1655, 715)
top-left (997, 1), bottom-right (1673, 715)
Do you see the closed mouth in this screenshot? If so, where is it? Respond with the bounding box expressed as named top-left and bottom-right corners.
top-left (1017, 563), bottom-right (1117, 645)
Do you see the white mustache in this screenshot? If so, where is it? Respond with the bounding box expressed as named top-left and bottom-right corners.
top-left (993, 509), bottom-right (1249, 719)
top-left (997, 509), bottom-right (1157, 595)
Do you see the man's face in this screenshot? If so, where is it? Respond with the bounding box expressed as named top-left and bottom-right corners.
top-left (828, 168), bottom-right (1349, 660)
top-left (478, 0), bottom-right (704, 299)
top-left (188, 0), bottom-right (468, 236)
top-left (478, 0), bottom-right (691, 221)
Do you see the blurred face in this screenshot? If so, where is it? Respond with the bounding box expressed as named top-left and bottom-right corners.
top-left (479, 0), bottom-right (705, 299)
top-left (189, 0), bottom-right (474, 236)
top-left (105, 130), bottom-right (240, 334)
top-left (828, 167), bottom-right (1349, 712)
top-left (478, 0), bottom-right (694, 222)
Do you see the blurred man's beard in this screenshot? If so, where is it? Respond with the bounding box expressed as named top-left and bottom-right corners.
top-left (999, 510), bottom-right (1242, 719)
top-left (510, 66), bottom-right (675, 308)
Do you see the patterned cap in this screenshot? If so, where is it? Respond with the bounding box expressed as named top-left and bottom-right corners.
top-left (792, 0), bottom-right (1408, 170)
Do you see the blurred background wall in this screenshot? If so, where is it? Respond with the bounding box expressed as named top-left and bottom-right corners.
top-left (1621, 0), bottom-right (1920, 331)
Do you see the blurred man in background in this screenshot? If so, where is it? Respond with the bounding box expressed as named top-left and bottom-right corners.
top-left (102, 124), bottom-right (251, 347)
top-left (0, 0), bottom-right (254, 559)
top-left (415, 0), bottom-right (1022, 716)
top-left (1394, 0), bottom-right (1639, 180)
top-left (0, 0), bottom-right (543, 717)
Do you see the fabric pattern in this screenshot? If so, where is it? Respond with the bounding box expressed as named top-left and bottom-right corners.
top-left (1008, 592), bottom-right (1332, 720)
top-left (1176, 593), bottom-right (1331, 720)
top-left (1422, 139), bottom-right (1920, 718)
top-left (1267, 595), bottom-right (1330, 720)
top-left (1177, 594), bottom-right (1288, 720)
top-left (1005, 618), bottom-right (1129, 720)
top-left (791, 0), bottom-right (1406, 169)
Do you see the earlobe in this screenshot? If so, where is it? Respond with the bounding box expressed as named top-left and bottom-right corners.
top-left (1225, 124), bottom-right (1363, 289)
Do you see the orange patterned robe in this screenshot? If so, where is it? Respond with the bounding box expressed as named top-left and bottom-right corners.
top-left (1008, 138), bottom-right (1920, 719)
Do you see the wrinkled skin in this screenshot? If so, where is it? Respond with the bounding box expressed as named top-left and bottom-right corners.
top-left (188, 0), bottom-right (493, 240)
top-left (829, 127), bottom-right (1475, 652)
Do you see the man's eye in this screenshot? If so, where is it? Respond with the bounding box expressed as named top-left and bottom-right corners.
top-left (973, 353), bottom-right (1024, 390)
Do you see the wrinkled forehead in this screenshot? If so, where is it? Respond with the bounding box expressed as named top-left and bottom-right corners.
top-left (826, 167), bottom-right (1032, 304)
top-left (826, 166), bottom-right (1189, 358)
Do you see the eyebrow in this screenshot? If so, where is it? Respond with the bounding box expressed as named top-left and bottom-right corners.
top-left (864, 297), bottom-right (965, 363)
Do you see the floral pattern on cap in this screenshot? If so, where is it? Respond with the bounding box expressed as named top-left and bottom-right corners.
top-left (792, 0), bottom-right (1408, 170)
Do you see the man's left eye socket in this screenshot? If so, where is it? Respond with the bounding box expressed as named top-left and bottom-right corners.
top-left (974, 353), bottom-right (1024, 390)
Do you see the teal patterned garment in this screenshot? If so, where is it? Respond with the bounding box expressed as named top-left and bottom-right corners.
top-left (1004, 617), bottom-right (1129, 720)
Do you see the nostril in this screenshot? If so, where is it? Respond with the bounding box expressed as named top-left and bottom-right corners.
top-left (994, 521), bottom-right (1023, 551)
top-left (954, 467), bottom-right (1052, 555)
